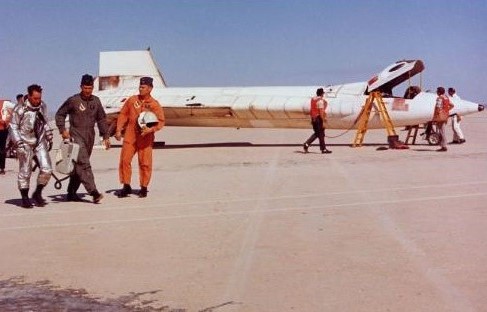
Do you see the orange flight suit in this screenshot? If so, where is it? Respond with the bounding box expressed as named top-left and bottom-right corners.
top-left (116, 95), bottom-right (165, 187)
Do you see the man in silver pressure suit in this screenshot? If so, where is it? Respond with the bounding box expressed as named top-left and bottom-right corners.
top-left (9, 84), bottom-right (53, 208)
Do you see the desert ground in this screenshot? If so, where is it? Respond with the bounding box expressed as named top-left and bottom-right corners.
top-left (1, 113), bottom-right (486, 311)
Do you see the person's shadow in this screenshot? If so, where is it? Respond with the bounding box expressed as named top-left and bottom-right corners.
top-left (4, 196), bottom-right (67, 208)
top-left (106, 188), bottom-right (144, 197)
top-left (4, 198), bottom-right (27, 208)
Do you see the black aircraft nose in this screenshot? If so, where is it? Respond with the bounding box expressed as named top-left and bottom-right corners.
top-left (479, 104), bottom-right (485, 112)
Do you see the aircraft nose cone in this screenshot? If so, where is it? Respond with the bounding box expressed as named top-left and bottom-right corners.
top-left (479, 104), bottom-right (485, 112)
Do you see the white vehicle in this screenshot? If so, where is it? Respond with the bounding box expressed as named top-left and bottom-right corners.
top-left (93, 50), bottom-right (484, 136)
top-left (1, 99), bottom-right (16, 158)
top-left (0, 99), bottom-right (15, 123)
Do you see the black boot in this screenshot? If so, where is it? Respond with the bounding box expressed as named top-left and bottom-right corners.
top-left (20, 188), bottom-right (33, 209)
top-left (118, 184), bottom-right (132, 198)
top-left (32, 184), bottom-right (47, 207)
top-left (67, 179), bottom-right (82, 202)
top-left (138, 186), bottom-right (148, 198)
top-left (90, 190), bottom-right (103, 204)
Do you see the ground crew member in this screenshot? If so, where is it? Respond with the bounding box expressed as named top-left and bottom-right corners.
top-left (303, 88), bottom-right (331, 154)
top-left (448, 87), bottom-right (465, 144)
top-left (433, 87), bottom-right (454, 152)
top-left (9, 84), bottom-right (53, 208)
top-left (55, 74), bottom-right (110, 203)
top-left (115, 77), bottom-right (165, 198)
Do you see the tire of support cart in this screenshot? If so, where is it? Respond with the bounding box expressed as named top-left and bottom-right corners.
top-left (427, 132), bottom-right (441, 145)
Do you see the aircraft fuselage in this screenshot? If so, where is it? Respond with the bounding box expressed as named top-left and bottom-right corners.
top-left (99, 84), bottom-right (482, 131)
top-left (94, 53), bottom-right (484, 135)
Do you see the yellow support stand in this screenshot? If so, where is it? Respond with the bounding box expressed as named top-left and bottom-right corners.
top-left (352, 91), bottom-right (398, 147)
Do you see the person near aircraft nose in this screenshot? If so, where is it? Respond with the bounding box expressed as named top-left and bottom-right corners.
top-left (9, 84), bottom-right (53, 208)
top-left (447, 87), bottom-right (465, 144)
top-left (433, 87), bottom-right (454, 152)
top-left (55, 74), bottom-right (110, 203)
top-left (115, 77), bottom-right (165, 198)
top-left (303, 88), bottom-right (331, 154)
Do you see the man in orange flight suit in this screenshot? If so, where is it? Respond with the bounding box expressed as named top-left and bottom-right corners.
top-left (433, 86), bottom-right (454, 152)
top-left (114, 77), bottom-right (165, 198)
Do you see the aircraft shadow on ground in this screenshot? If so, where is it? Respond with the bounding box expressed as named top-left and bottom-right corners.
top-left (110, 142), bottom-right (394, 150)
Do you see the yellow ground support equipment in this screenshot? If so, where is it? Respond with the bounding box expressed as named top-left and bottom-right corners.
top-left (352, 91), bottom-right (408, 149)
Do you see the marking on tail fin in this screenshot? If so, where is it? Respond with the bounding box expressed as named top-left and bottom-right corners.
top-left (96, 49), bottom-right (167, 91)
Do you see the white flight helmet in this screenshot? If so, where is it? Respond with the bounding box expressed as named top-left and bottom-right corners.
top-left (137, 111), bottom-right (159, 129)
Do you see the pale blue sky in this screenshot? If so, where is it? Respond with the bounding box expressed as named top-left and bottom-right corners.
top-left (1, 0), bottom-right (486, 110)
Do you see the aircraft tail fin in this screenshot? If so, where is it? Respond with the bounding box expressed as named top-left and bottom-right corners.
top-left (95, 49), bottom-right (167, 91)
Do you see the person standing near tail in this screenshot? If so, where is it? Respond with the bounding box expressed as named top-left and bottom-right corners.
top-left (9, 84), bottom-right (53, 208)
top-left (303, 88), bottom-right (331, 154)
top-left (55, 74), bottom-right (110, 203)
top-left (433, 87), bottom-right (454, 152)
top-left (115, 77), bottom-right (165, 198)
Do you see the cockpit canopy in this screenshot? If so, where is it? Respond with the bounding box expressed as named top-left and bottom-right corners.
top-left (366, 60), bottom-right (425, 96)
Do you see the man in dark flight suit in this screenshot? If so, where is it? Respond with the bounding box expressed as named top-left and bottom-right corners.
top-left (55, 74), bottom-right (110, 203)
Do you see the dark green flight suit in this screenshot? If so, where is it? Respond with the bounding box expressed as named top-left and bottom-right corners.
top-left (55, 93), bottom-right (108, 195)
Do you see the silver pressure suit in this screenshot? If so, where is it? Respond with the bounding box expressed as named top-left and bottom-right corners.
top-left (9, 100), bottom-right (53, 189)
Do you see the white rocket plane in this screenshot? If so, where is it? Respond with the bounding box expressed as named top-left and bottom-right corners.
top-left (94, 50), bottom-right (484, 135)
